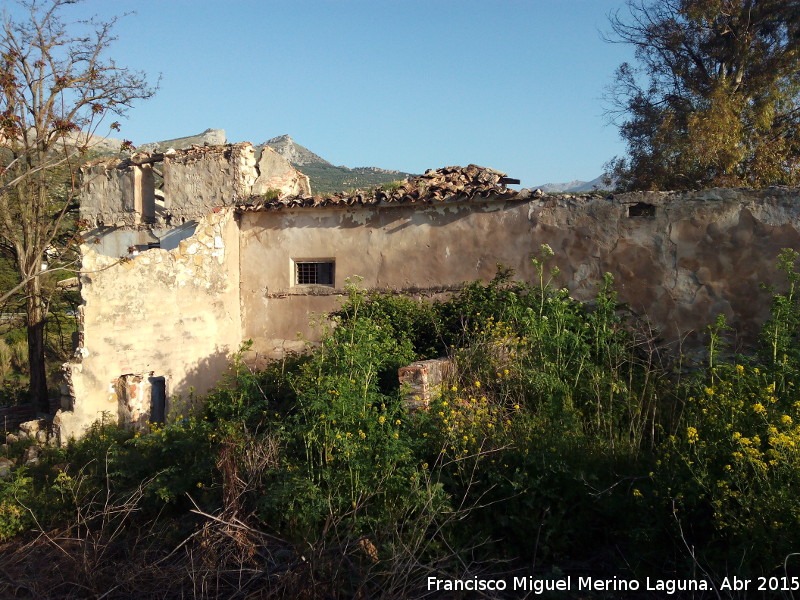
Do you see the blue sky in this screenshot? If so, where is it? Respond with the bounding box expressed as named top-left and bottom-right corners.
top-left (13, 1), bottom-right (636, 188)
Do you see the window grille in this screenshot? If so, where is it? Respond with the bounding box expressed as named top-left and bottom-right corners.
top-left (295, 261), bottom-right (334, 286)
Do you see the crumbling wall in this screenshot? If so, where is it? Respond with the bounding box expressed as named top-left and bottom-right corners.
top-left (55, 208), bottom-right (242, 441)
top-left (162, 144), bottom-right (257, 219)
top-left (81, 160), bottom-right (156, 227)
top-left (239, 187), bottom-right (800, 359)
top-left (528, 187), bottom-right (800, 352)
top-left (252, 146), bottom-right (311, 197)
top-left (80, 143), bottom-right (312, 228)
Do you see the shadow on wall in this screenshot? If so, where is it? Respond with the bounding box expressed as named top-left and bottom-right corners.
top-left (173, 345), bottom-right (239, 415)
top-left (114, 345), bottom-right (237, 431)
top-left (248, 200), bottom-right (527, 233)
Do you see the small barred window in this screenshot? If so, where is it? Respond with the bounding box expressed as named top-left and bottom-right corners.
top-left (295, 261), bottom-right (335, 286)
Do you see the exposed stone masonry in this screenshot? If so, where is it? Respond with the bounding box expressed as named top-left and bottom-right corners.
top-left (81, 143), bottom-right (309, 228)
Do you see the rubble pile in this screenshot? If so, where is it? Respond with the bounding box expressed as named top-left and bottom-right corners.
top-left (240, 164), bottom-right (524, 210)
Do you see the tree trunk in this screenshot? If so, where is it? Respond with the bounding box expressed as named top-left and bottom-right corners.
top-left (25, 276), bottom-right (49, 414)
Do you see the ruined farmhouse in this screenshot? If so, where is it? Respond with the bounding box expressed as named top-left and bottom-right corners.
top-left (54, 142), bottom-right (800, 440)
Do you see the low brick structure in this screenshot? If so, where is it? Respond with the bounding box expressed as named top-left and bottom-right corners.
top-left (399, 358), bottom-right (454, 410)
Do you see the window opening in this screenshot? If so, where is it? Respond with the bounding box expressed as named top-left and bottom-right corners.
top-left (295, 260), bottom-right (335, 286)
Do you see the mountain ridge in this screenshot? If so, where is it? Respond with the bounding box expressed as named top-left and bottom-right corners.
top-left (91, 128), bottom-right (613, 195)
top-left (262, 134), bottom-right (332, 167)
top-left (535, 174), bottom-right (613, 193)
top-left (262, 134), bottom-right (414, 194)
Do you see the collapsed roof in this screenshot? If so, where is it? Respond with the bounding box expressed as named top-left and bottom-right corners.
top-left (239, 164), bottom-right (524, 211)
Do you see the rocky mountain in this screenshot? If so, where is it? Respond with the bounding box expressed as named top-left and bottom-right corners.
top-left (64, 130), bottom-right (126, 154)
top-left (535, 174), bottom-right (613, 193)
top-left (262, 134), bottom-right (414, 195)
top-left (263, 135), bottom-right (331, 167)
top-left (137, 128), bottom-right (226, 153)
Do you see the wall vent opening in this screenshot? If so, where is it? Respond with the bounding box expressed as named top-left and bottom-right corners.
top-left (628, 202), bottom-right (656, 217)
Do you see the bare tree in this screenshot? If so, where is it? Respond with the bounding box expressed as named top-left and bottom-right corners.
top-left (0, 0), bottom-right (155, 412)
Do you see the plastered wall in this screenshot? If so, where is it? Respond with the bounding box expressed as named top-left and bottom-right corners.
top-left (55, 208), bottom-right (242, 440)
top-left (239, 188), bottom-right (800, 359)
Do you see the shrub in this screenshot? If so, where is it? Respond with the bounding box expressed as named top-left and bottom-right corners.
top-left (0, 469), bottom-right (33, 540)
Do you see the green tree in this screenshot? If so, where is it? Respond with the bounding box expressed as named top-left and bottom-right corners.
top-left (0, 1), bottom-right (154, 411)
top-left (606, 0), bottom-right (800, 191)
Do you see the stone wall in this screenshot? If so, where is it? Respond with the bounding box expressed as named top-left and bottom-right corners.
top-left (80, 143), bottom-right (311, 228)
top-left (251, 146), bottom-right (311, 197)
top-left (55, 208), bottom-right (242, 440)
top-left (81, 159), bottom-right (155, 227)
top-left (239, 187), bottom-right (800, 359)
top-left (530, 187), bottom-right (800, 353)
top-left (162, 144), bottom-right (256, 220)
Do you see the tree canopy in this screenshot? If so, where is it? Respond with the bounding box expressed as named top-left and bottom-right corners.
top-left (0, 0), bottom-right (154, 410)
top-left (606, 0), bottom-right (800, 191)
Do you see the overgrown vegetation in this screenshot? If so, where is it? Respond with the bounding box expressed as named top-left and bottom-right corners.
top-left (1, 249), bottom-right (799, 597)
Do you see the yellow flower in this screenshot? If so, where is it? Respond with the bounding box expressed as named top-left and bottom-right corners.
top-left (687, 427), bottom-right (699, 444)
top-left (735, 364), bottom-right (745, 375)
top-left (633, 489), bottom-right (643, 498)
top-left (474, 381), bottom-right (481, 388)
top-left (753, 402), bottom-right (766, 415)
top-left (781, 414), bottom-right (793, 426)
top-left (378, 416), bottom-right (386, 425)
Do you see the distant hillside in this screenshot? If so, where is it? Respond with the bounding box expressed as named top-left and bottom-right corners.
top-left (262, 135), bottom-right (414, 195)
top-left (65, 131), bottom-right (126, 154)
top-left (76, 128), bottom-right (227, 157)
top-left (535, 174), bottom-right (614, 193)
top-left (137, 128), bottom-right (226, 152)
